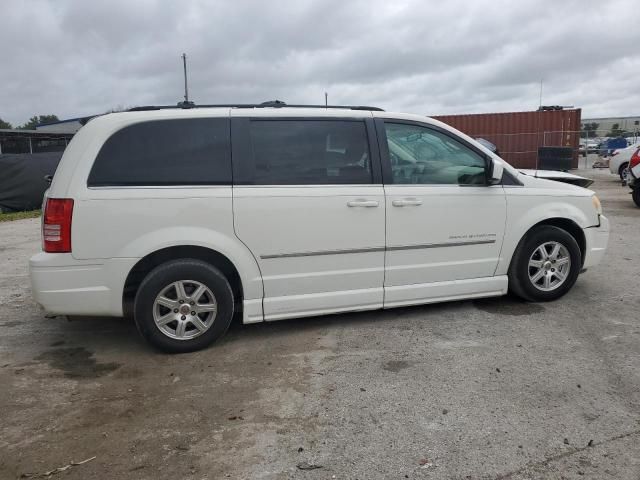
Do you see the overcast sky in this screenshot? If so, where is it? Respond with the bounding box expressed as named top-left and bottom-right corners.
top-left (1, 0), bottom-right (639, 126)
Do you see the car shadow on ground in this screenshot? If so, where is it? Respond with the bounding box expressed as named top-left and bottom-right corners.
top-left (38, 294), bottom-right (542, 356)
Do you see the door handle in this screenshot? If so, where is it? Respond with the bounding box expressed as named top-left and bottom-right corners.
top-left (347, 199), bottom-right (379, 208)
top-left (392, 198), bottom-right (423, 207)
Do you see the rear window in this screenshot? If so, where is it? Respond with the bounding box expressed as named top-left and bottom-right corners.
top-left (87, 118), bottom-right (231, 186)
top-left (247, 120), bottom-right (371, 185)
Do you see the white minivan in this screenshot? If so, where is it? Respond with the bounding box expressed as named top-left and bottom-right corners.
top-left (29, 103), bottom-right (610, 352)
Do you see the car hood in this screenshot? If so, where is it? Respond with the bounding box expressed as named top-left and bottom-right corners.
top-left (518, 169), bottom-right (594, 188)
top-left (515, 171), bottom-right (594, 196)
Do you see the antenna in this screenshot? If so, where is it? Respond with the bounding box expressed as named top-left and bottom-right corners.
top-left (182, 53), bottom-right (189, 103)
top-left (538, 79), bottom-right (543, 108)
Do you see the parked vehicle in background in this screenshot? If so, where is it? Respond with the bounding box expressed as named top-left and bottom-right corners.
top-left (29, 103), bottom-right (610, 352)
top-left (609, 143), bottom-right (640, 181)
top-left (588, 140), bottom-right (602, 153)
top-left (626, 148), bottom-right (640, 207)
top-left (600, 137), bottom-right (628, 157)
top-left (579, 139), bottom-right (600, 157)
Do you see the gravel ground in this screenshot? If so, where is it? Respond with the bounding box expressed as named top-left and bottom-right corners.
top-left (0, 166), bottom-right (639, 479)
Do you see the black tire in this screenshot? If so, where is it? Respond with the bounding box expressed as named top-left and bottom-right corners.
top-left (633, 188), bottom-right (640, 208)
top-left (619, 162), bottom-right (629, 180)
top-left (134, 259), bottom-right (234, 353)
top-left (508, 225), bottom-right (581, 302)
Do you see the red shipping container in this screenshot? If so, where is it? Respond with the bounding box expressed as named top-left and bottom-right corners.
top-left (432, 109), bottom-right (581, 169)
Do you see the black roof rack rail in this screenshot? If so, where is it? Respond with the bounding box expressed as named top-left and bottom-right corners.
top-left (127, 100), bottom-right (384, 112)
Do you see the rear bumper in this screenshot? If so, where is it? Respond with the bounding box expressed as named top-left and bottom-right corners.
top-left (29, 253), bottom-right (137, 316)
top-left (582, 215), bottom-right (609, 269)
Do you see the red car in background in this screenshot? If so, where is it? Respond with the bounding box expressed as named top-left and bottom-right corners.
top-left (627, 147), bottom-right (640, 207)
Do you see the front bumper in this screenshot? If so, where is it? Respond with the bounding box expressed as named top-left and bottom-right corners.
top-left (582, 215), bottom-right (610, 269)
top-left (29, 252), bottom-right (137, 316)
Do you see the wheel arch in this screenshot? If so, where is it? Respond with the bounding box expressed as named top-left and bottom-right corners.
top-left (512, 217), bottom-right (586, 270)
top-left (123, 245), bottom-right (244, 318)
top-left (618, 161), bottom-right (629, 175)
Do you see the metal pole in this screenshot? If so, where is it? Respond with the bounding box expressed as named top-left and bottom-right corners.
top-left (182, 53), bottom-right (189, 102)
top-left (29, 137), bottom-right (33, 154)
top-left (582, 130), bottom-right (586, 169)
top-left (325, 92), bottom-right (328, 107)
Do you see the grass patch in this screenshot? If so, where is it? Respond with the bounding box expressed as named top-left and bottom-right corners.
top-left (0, 209), bottom-right (41, 222)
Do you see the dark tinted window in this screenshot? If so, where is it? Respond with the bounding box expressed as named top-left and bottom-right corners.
top-left (88, 118), bottom-right (231, 186)
top-left (385, 122), bottom-right (487, 185)
top-left (501, 169), bottom-right (523, 186)
top-left (248, 120), bottom-right (371, 185)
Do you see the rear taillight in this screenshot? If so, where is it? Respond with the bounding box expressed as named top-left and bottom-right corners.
top-left (43, 198), bottom-right (74, 253)
top-left (630, 148), bottom-right (640, 169)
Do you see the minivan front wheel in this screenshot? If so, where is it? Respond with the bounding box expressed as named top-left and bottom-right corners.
top-left (508, 225), bottom-right (581, 302)
top-left (134, 259), bottom-right (234, 352)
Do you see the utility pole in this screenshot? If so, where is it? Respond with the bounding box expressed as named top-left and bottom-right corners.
top-left (325, 92), bottom-right (328, 107)
top-left (182, 53), bottom-right (189, 103)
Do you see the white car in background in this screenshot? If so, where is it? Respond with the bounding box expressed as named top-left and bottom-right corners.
top-left (609, 143), bottom-right (640, 180)
top-left (579, 139), bottom-right (600, 156)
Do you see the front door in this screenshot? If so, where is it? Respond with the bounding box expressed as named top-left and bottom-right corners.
top-left (377, 118), bottom-right (507, 307)
top-left (232, 114), bottom-right (386, 320)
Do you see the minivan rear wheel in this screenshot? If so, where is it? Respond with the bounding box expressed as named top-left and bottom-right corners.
top-left (508, 225), bottom-right (581, 302)
top-left (134, 259), bottom-right (234, 353)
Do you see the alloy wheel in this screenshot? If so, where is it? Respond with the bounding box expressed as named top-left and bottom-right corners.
top-left (153, 280), bottom-right (217, 340)
top-left (527, 241), bottom-right (571, 292)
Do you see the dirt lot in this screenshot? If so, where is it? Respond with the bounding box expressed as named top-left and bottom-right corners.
top-left (1, 167), bottom-right (639, 480)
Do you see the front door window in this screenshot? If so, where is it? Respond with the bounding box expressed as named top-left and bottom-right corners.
top-left (385, 123), bottom-right (487, 185)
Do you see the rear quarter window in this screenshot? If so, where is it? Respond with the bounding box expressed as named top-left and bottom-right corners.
top-left (87, 118), bottom-right (231, 186)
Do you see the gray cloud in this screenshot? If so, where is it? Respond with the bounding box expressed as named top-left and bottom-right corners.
top-left (1, 0), bottom-right (638, 126)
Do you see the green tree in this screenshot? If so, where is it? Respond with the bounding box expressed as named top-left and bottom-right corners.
top-left (582, 122), bottom-right (599, 138)
top-left (606, 122), bottom-right (627, 137)
top-left (0, 118), bottom-right (12, 129)
top-left (18, 114), bottom-right (60, 130)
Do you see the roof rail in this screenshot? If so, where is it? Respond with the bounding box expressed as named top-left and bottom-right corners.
top-left (127, 100), bottom-right (384, 112)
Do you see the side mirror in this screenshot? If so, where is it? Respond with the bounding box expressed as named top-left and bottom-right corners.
top-left (489, 159), bottom-right (503, 185)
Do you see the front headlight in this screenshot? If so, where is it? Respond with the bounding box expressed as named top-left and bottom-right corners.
top-left (592, 195), bottom-right (603, 215)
